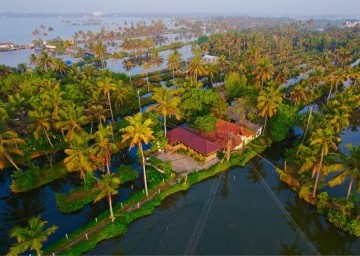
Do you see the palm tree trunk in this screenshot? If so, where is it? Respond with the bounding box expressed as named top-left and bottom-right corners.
top-left (172, 68), bottom-right (175, 80)
top-left (6, 155), bottom-right (20, 171)
top-left (128, 71), bottom-right (132, 86)
top-left (262, 115), bottom-right (267, 135)
top-left (106, 155), bottom-right (111, 175)
top-left (327, 85), bottom-right (333, 105)
top-left (108, 192), bottom-right (115, 222)
top-left (312, 149), bottom-right (324, 198)
top-left (43, 127), bottom-right (54, 148)
top-left (139, 143), bottom-right (148, 196)
top-left (347, 179), bottom-right (354, 201)
top-left (146, 72), bottom-right (150, 92)
top-left (110, 123), bottom-right (115, 142)
top-left (137, 90), bottom-right (141, 113)
top-left (163, 115), bottom-right (167, 135)
top-left (107, 92), bottom-right (114, 123)
top-left (90, 120), bottom-right (93, 135)
top-left (297, 105), bottom-right (313, 155)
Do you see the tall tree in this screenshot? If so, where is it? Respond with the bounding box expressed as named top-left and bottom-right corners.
top-left (122, 59), bottom-right (135, 85)
top-left (253, 56), bottom-right (274, 88)
top-left (64, 134), bottom-right (94, 182)
top-left (9, 216), bottom-right (58, 256)
top-left (28, 105), bottom-right (54, 148)
top-left (147, 87), bottom-right (181, 135)
top-left (327, 144), bottom-right (360, 200)
top-left (186, 54), bottom-right (207, 81)
top-left (92, 124), bottom-right (117, 174)
top-left (310, 128), bottom-right (339, 198)
top-left (0, 131), bottom-right (25, 171)
top-left (97, 77), bottom-right (117, 123)
top-left (257, 85), bottom-right (283, 134)
top-left (141, 61), bottom-right (153, 92)
top-left (93, 174), bottom-right (120, 223)
top-left (167, 50), bottom-right (182, 79)
top-left (121, 113), bottom-right (155, 196)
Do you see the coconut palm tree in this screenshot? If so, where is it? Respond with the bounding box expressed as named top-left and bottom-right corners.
top-left (290, 83), bottom-right (308, 105)
top-left (326, 144), bottom-right (360, 200)
top-left (310, 128), bottom-right (340, 198)
top-left (93, 173), bottom-right (120, 222)
top-left (147, 87), bottom-right (181, 135)
top-left (186, 55), bottom-right (207, 81)
top-left (325, 106), bottom-right (350, 133)
top-left (253, 56), bottom-right (274, 88)
top-left (121, 113), bottom-right (155, 196)
top-left (122, 59), bottom-right (135, 85)
top-left (9, 216), bottom-right (58, 256)
top-left (167, 50), bottom-right (181, 79)
top-left (113, 80), bottom-right (130, 113)
top-left (151, 50), bottom-right (164, 71)
top-left (0, 131), bottom-right (25, 170)
top-left (257, 85), bottom-right (283, 134)
top-left (37, 52), bottom-right (54, 71)
top-left (97, 77), bottom-right (117, 123)
top-left (64, 137), bottom-right (94, 182)
top-left (52, 58), bottom-right (67, 76)
top-left (28, 105), bottom-right (54, 148)
top-left (41, 85), bottom-right (64, 120)
top-left (92, 41), bottom-right (107, 68)
top-left (92, 124), bottom-right (117, 174)
top-left (85, 104), bottom-right (107, 134)
top-left (205, 64), bottom-right (218, 84)
top-left (141, 61), bottom-right (153, 92)
top-left (54, 103), bottom-right (88, 143)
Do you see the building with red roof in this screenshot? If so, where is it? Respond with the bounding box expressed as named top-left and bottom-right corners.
top-left (199, 119), bottom-right (255, 150)
top-left (166, 127), bottom-right (222, 162)
top-left (166, 120), bottom-right (255, 163)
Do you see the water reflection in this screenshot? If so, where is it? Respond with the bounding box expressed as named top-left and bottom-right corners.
top-left (280, 234), bottom-right (303, 256)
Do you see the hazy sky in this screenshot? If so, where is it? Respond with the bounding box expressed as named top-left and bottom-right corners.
top-left (2, 0), bottom-right (360, 16)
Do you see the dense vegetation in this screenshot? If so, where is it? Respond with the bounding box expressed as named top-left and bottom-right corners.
top-left (1, 18), bottom-right (360, 255)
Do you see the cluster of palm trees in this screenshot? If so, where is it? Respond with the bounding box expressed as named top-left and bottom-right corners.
top-left (295, 87), bottom-right (360, 200)
top-left (2, 20), bottom-right (360, 254)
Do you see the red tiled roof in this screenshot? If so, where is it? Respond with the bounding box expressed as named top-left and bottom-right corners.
top-left (166, 127), bottom-right (222, 156)
top-left (199, 119), bottom-right (255, 150)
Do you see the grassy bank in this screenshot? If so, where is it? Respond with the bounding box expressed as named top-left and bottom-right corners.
top-left (276, 168), bottom-right (360, 237)
top-left (10, 162), bottom-right (67, 193)
top-left (56, 166), bottom-right (138, 213)
top-left (45, 137), bottom-right (269, 255)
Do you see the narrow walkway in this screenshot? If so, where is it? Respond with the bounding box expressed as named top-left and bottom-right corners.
top-left (52, 170), bottom-right (192, 254)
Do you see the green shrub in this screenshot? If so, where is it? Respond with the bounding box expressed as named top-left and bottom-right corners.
top-left (10, 163), bottom-right (67, 192)
top-left (317, 192), bottom-right (330, 214)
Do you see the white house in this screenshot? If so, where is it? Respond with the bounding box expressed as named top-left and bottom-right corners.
top-left (344, 21), bottom-right (360, 28)
top-left (202, 54), bottom-right (219, 64)
top-left (0, 42), bottom-right (15, 50)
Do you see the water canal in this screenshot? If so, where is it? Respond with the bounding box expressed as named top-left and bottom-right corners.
top-left (89, 130), bottom-right (360, 255)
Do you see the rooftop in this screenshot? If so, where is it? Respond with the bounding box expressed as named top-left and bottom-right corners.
top-left (198, 119), bottom-right (254, 149)
top-left (166, 127), bottom-right (222, 156)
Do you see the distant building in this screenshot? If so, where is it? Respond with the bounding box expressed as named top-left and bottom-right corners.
top-left (0, 42), bottom-right (15, 51)
top-left (344, 21), bottom-right (360, 28)
top-left (202, 54), bottom-right (219, 64)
